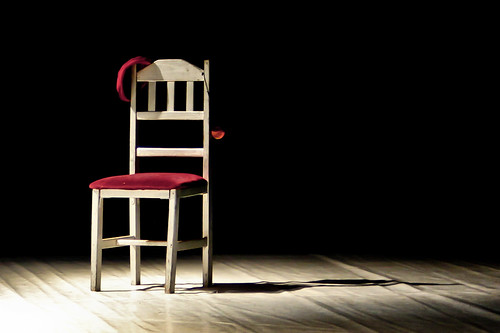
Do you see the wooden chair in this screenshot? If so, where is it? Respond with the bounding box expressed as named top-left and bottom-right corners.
top-left (89, 59), bottom-right (212, 293)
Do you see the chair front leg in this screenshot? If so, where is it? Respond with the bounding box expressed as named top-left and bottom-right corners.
top-left (90, 189), bottom-right (103, 291)
top-left (130, 198), bottom-right (141, 285)
top-left (165, 189), bottom-right (180, 293)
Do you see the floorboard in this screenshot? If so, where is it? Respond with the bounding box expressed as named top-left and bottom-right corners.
top-left (1, 255), bottom-right (499, 332)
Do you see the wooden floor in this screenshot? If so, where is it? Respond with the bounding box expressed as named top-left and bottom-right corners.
top-left (1, 254), bottom-right (499, 332)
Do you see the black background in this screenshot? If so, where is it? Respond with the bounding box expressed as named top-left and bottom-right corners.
top-left (1, 10), bottom-right (494, 261)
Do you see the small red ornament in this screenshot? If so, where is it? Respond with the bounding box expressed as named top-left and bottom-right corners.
top-left (211, 127), bottom-right (225, 140)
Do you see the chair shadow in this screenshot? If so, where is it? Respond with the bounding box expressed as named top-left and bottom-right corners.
top-left (182, 278), bottom-right (459, 294)
top-left (100, 279), bottom-right (458, 293)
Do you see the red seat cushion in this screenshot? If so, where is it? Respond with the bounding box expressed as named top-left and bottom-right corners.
top-left (89, 173), bottom-right (206, 190)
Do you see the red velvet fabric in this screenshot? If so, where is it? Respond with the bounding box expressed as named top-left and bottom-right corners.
top-left (89, 173), bottom-right (206, 190)
top-left (116, 56), bottom-right (151, 102)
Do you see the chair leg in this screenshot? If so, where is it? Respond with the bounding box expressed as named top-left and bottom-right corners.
top-left (202, 193), bottom-right (213, 287)
top-left (90, 189), bottom-right (103, 291)
top-left (130, 198), bottom-right (141, 285)
top-left (165, 189), bottom-right (180, 293)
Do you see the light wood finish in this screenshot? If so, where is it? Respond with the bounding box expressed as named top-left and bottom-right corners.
top-left (202, 60), bottom-right (212, 287)
top-left (129, 197), bottom-right (140, 285)
top-left (167, 82), bottom-right (175, 111)
top-left (90, 189), bottom-right (103, 291)
top-left (186, 81), bottom-right (194, 111)
top-left (101, 189), bottom-right (170, 199)
top-left (90, 59), bottom-right (212, 294)
top-left (113, 238), bottom-right (207, 250)
top-left (137, 59), bottom-right (204, 82)
top-left (148, 82), bottom-right (156, 111)
top-left (130, 65), bottom-right (142, 286)
top-left (165, 189), bottom-right (180, 293)
top-left (5, 256), bottom-right (500, 332)
top-left (136, 147), bottom-right (204, 158)
top-left (129, 65), bottom-right (138, 175)
top-left (137, 111), bottom-right (204, 120)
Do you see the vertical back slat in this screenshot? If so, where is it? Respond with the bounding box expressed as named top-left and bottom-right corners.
top-left (186, 82), bottom-right (194, 111)
top-left (167, 82), bottom-right (175, 111)
top-left (148, 82), bottom-right (156, 111)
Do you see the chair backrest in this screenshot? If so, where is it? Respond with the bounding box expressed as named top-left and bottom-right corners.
top-left (129, 59), bottom-right (210, 181)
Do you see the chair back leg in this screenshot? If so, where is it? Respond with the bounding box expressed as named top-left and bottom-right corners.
top-left (202, 193), bottom-right (213, 287)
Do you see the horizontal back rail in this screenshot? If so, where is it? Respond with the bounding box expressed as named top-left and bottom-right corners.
top-left (137, 60), bottom-right (204, 82)
top-left (136, 147), bottom-right (204, 157)
top-left (137, 111), bottom-right (204, 120)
